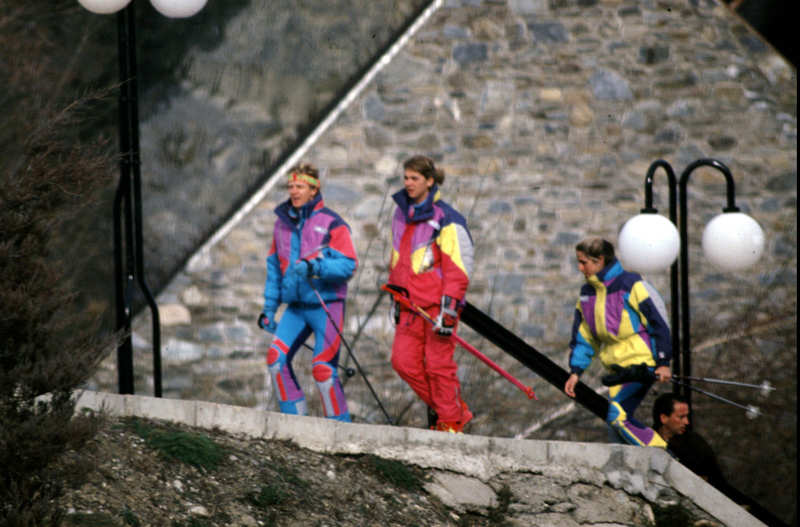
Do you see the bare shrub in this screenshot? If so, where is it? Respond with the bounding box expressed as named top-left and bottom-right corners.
top-left (0, 2), bottom-right (117, 524)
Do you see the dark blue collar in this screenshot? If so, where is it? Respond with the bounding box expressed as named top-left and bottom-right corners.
top-left (392, 184), bottom-right (440, 222)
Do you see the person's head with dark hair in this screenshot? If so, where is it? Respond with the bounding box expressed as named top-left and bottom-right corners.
top-left (575, 238), bottom-right (615, 279)
top-left (402, 155), bottom-right (445, 204)
top-left (653, 392), bottom-right (689, 441)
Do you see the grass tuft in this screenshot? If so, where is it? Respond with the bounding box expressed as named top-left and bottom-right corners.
top-left (363, 454), bottom-right (422, 491)
top-left (123, 417), bottom-right (225, 471)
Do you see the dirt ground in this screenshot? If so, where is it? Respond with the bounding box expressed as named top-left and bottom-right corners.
top-left (59, 415), bottom-right (505, 527)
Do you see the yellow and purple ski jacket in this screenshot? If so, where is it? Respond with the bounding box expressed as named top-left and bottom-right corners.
top-left (568, 259), bottom-right (671, 375)
top-left (387, 185), bottom-right (473, 308)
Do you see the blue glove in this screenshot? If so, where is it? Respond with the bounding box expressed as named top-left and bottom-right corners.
top-left (257, 312), bottom-right (277, 333)
top-left (290, 260), bottom-right (311, 279)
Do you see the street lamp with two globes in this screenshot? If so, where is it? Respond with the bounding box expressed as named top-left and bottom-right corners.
top-left (618, 158), bottom-right (765, 418)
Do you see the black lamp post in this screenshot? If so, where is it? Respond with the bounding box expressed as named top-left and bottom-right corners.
top-left (677, 159), bottom-right (744, 411)
top-left (113, 2), bottom-right (161, 396)
top-left (79, 0), bottom-right (208, 396)
top-left (619, 158), bottom-right (765, 420)
top-left (640, 160), bottom-right (680, 385)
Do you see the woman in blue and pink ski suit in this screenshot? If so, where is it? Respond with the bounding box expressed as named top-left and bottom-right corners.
top-left (259, 163), bottom-right (358, 422)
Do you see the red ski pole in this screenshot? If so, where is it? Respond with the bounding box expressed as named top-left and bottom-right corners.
top-left (382, 284), bottom-right (536, 400)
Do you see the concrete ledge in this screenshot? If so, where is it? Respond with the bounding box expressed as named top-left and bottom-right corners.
top-left (75, 391), bottom-right (764, 527)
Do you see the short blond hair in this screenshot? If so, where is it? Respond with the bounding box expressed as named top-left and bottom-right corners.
top-left (287, 163), bottom-right (320, 188)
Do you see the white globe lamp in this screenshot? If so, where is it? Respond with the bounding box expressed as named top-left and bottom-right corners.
top-left (618, 213), bottom-right (680, 274)
top-left (150, 0), bottom-right (207, 18)
top-left (702, 212), bottom-right (765, 271)
top-left (78, 0), bottom-right (131, 14)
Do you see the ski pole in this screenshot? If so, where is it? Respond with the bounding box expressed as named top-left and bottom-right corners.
top-left (382, 284), bottom-right (537, 400)
top-left (673, 376), bottom-right (774, 396)
top-left (309, 286), bottom-right (394, 425)
top-left (672, 379), bottom-right (761, 419)
top-left (450, 327), bottom-right (537, 399)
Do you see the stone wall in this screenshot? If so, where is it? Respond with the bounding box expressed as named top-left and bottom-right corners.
top-left (136, 0), bottom-right (430, 293)
top-left (63, 0), bottom-right (429, 324)
top-left (90, 0), bottom-right (796, 408)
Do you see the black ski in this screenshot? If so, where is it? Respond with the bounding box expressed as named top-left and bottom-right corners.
top-left (460, 301), bottom-right (608, 420)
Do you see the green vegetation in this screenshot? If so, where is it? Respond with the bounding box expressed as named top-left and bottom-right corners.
top-left (362, 454), bottom-right (422, 491)
top-left (486, 484), bottom-right (512, 525)
top-left (245, 483), bottom-right (288, 508)
top-left (123, 417), bottom-right (226, 471)
top-left (63, 512), bottom-right (119, 526)
top-left (170, 519), bottom-right (213, 527)
top-left (120, 507), bottom-right (141, 527)
top-left (242, 458), bottom-right (309, 516)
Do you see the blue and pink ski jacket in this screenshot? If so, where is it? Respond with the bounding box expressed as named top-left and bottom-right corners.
top-left (263, 193), bottom-right (358, 312)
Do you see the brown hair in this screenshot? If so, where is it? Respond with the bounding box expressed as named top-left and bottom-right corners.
top-left (575, 237), bottom-right (615, 262)
top-left (403, 155), bottom-right (445, 185)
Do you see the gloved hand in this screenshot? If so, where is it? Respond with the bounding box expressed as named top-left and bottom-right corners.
top-left (433, 295), bottom-right (458, 336)
top-left (307, 259), bottom-right (320, 278)
top-left (257, 312), bottom-right (278, 333)
top-left (601, 363), bottom-right (653, 386)
top-left (290, 260), bottom-right (311, 279)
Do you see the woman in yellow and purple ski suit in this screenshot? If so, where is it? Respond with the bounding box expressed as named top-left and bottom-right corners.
top-left (564, 238), bottom-right (672, 447)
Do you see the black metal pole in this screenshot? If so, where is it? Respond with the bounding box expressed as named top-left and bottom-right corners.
top-left (678, 158), bottom-right (739, 422)
top-left (115, 5), bottom-right (135, 395)
top-left (115, 2), bottom-right (163, 397)
top-left (642, 160), bottom-right (680, 395)
top-left (124, 4), bottom-right (163, 398)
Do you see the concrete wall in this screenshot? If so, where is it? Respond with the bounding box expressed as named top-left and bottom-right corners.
top-left (75, 391), bottom-right (765, 527)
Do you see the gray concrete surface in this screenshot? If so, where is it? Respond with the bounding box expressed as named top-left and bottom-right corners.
top-left (75, 390), bottom-right (765, 527)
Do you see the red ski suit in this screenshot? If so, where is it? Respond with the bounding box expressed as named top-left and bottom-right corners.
top-left (387, 186), bottom-right (474, 423)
